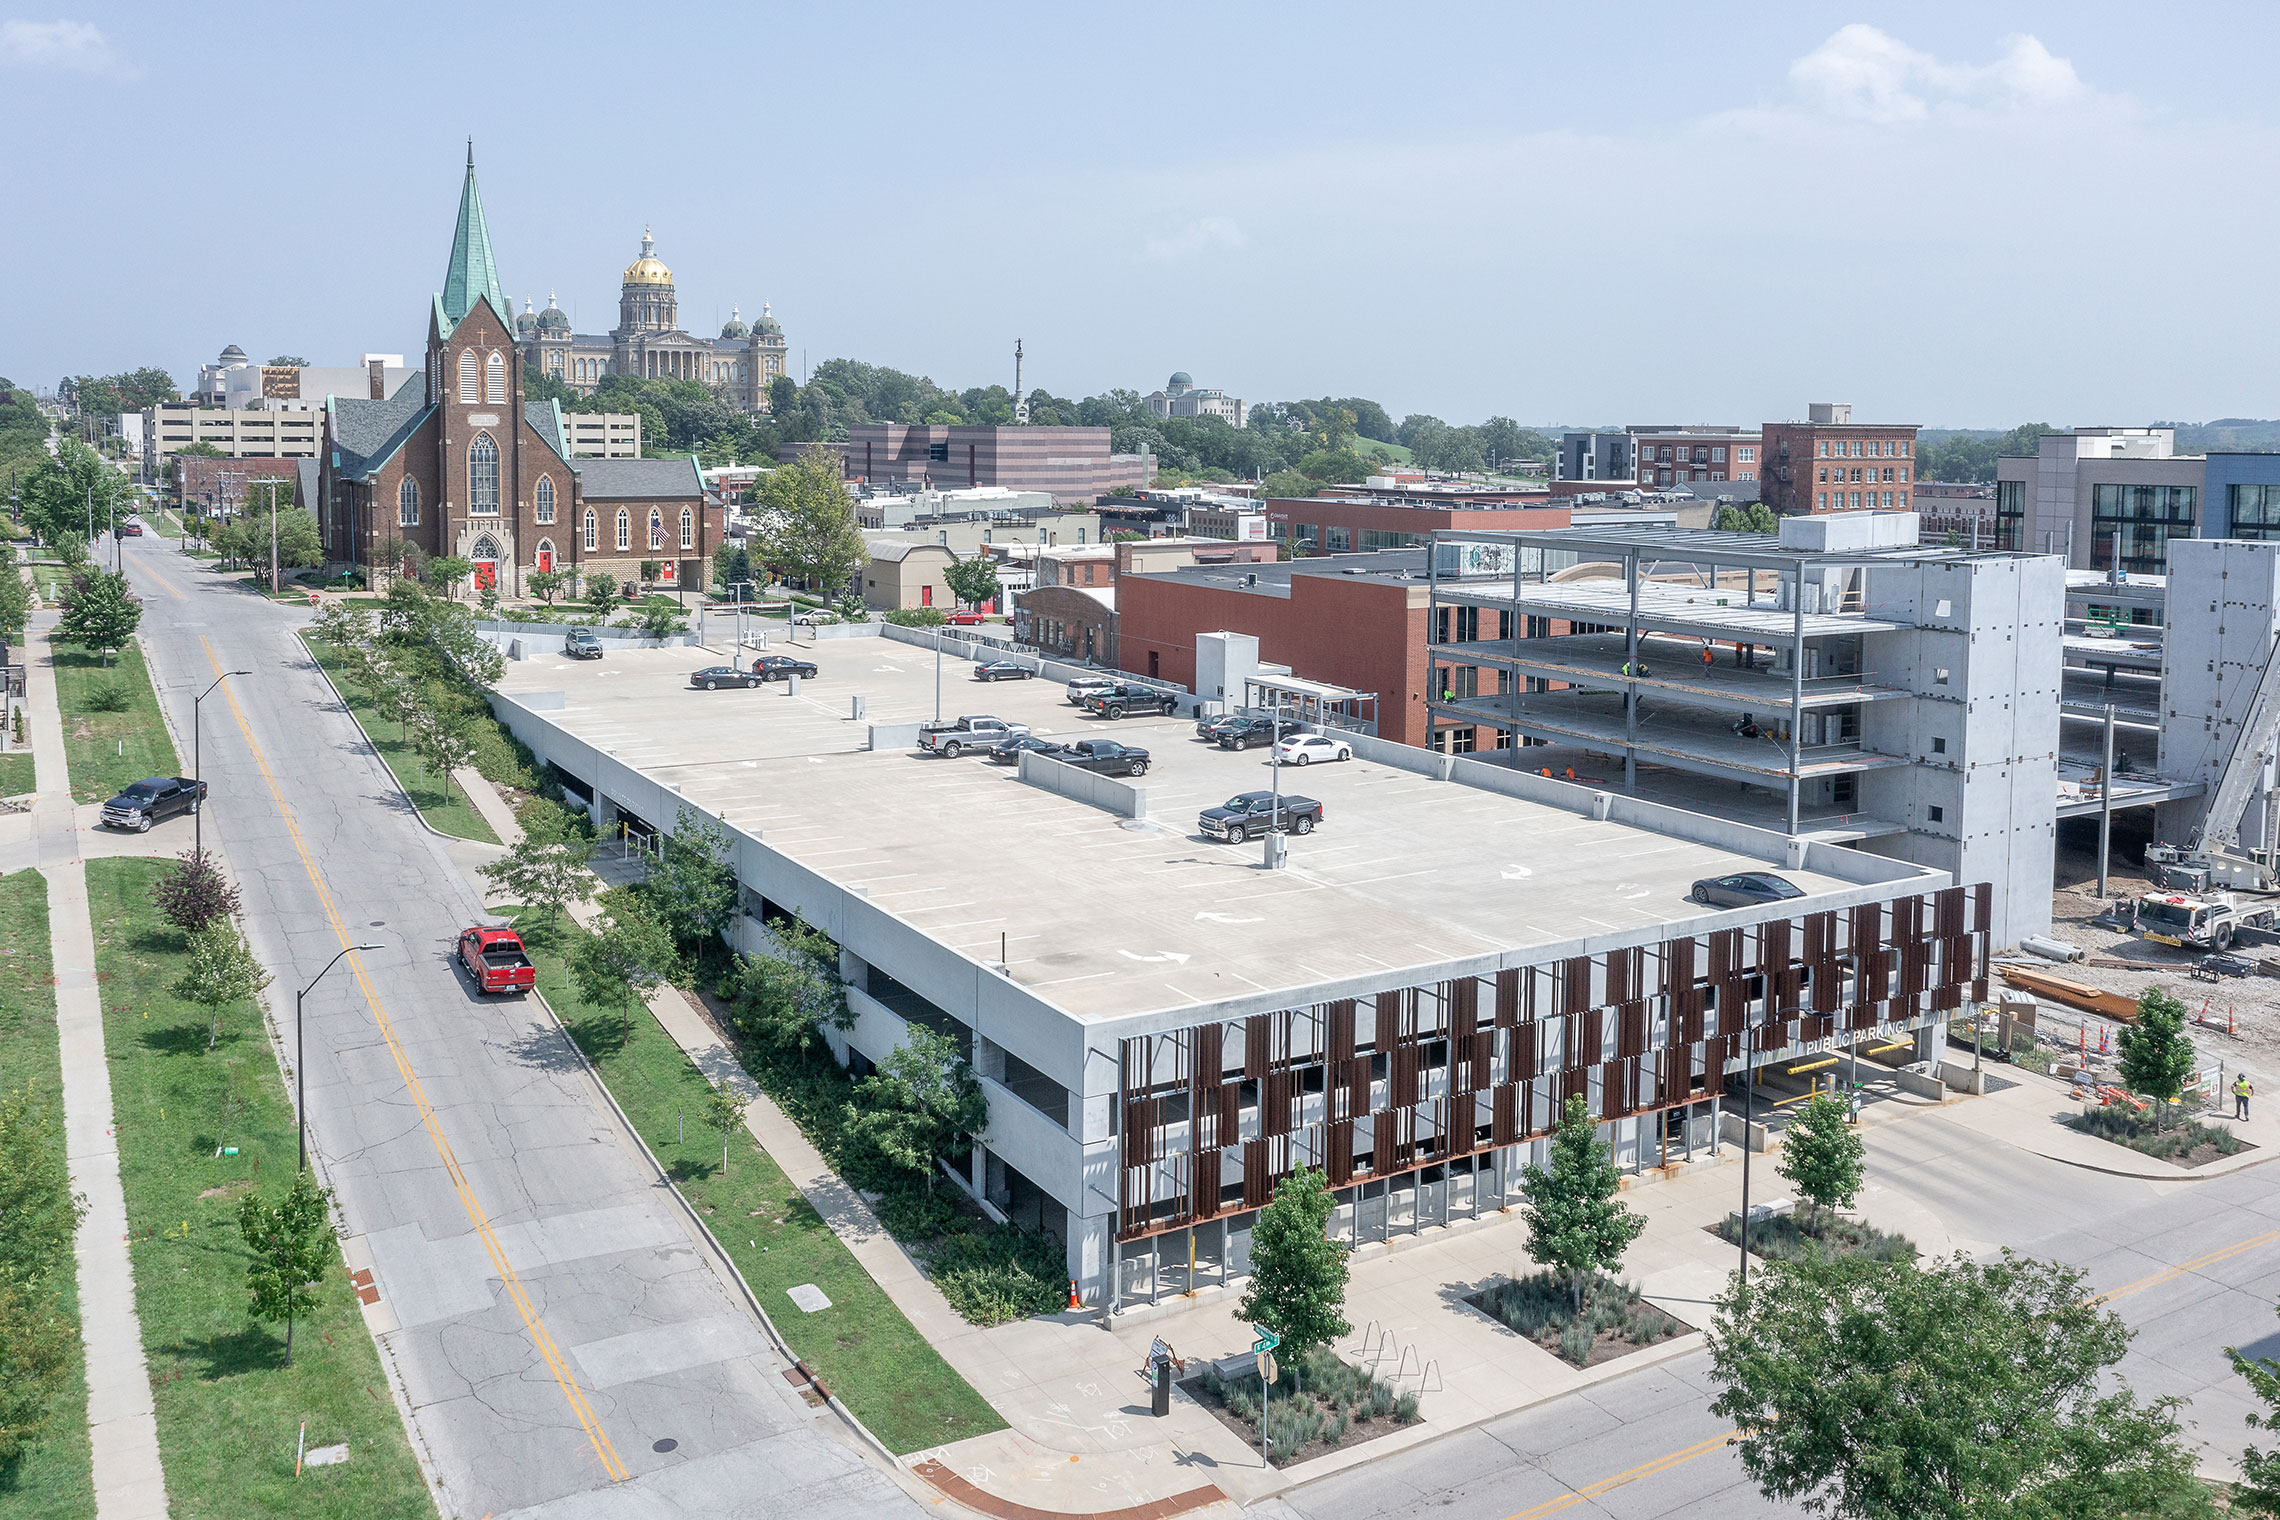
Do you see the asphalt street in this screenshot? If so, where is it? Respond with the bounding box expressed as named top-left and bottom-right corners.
top-left (1259, 1117), bottom-right (2280, 1520)
top-left (117, 535), bottom-right (923, 1520)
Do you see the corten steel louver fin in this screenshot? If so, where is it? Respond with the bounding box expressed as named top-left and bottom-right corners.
top-left (1244, 1015), bottom-right (1269, 1080)
top-left (1703, 1036), bottom-right (1730, 1097)
top-left (1328, 1121), bottom-right (1355, 1183)
top-left (1452, 977), bottom-right (1479, 1042)
top-left (1563, 956), bottom-right (1592, 1017)
top-left (1495, 968), bottom-right (1521, 1027)
top-left (1492, 1085), bottom-right (1520, 1147)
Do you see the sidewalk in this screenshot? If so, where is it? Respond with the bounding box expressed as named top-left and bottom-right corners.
top-left (19, 612), bottom-right (172, 1520)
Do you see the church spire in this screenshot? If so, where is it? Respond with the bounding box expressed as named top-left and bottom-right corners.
top-left (441, 143), bottom-right (507, 328)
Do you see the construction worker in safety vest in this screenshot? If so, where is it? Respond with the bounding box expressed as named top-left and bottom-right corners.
top-left (2235, 1072), bottom-right (2254, 1120)
top-left (1700, 644), bottom-right (1716, 669)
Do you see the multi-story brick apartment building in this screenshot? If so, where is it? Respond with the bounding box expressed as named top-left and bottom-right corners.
top-left (1760, 403), bottom-right (1921, 516)
top-left (316, 154), bottom-right (718, 597)
top-left (1258, 495), bottom-right (1565, 554)
top-left (835, 424), bottom-right (1155, 503)
top-left (1629, 426), bottom-right (1762, 489)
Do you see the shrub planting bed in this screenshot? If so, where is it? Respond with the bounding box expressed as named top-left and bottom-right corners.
top-left (1712, 1211), bottom-right (1918, 1264)
top-left (1188, 1346), bottom-right (1419, 1468)
top-left (1466, 1271), bottom-right (1688, 1369)
top-left (2067, 1104), bottom-right (2250, 1168)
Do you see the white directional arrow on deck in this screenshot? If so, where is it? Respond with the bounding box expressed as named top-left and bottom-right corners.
top-left (1501, 865), bottom-right (1534, 880)
top-left (1195, 912), bottom-right (1263, 925)
top-left (1120, 950), bottom-right (1193, 965)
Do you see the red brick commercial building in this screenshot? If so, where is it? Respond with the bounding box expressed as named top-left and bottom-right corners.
top-left (836, 424), bottom-right (1155, 503)
top-left (1119, 552), bottom-right (1442, 746)
top-left (1258, 496), bottom-right (1566, 554)
top-left (1629, 426), bottom-right (1761, 488)
top-left (1760, 403), bottom-right (1920, 517)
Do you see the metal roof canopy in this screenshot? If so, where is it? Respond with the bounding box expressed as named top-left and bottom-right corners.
top-left (1430, 523), bottom-right (2017, 572)
top-left (1242, 672), bottom-right (1378, 735)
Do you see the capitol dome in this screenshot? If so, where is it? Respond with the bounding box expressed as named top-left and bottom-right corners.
top-left (753, 301), bottom-right (782, 336)
top-left (515, 298), bottom-right (539, 337)
top-left (1168, 371), bottom-right (1192, 386)
top-left (537, 292), bottom-right (571, 335)
top-left (719, 305), bottom-right (749, 339)
top-left (622, 227), bottom-right (673, 286)
top-left (219, 344), bottom-right (248, 365)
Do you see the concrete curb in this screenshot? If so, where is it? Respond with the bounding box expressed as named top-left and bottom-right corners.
top-left (517, 976), bottom-right (913, 1476)
top-left (297, 632), bottom-right (504, 852)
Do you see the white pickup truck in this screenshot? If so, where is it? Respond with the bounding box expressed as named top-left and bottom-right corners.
top-left (917, 715), bottom-right (1031, 757)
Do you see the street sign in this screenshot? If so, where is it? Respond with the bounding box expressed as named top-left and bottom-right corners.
top-left (1250, 1326), bottom-right (1280, 1354)
top-left (1258, 1351), bottom-right (1278, 1385)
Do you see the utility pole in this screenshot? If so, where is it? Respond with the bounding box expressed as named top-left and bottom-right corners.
top-left (2097, 703), bottom-right (2116, 898)
top-left (270, 479), bottom-right (280, 596)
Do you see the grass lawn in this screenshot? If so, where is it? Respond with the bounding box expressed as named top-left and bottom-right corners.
top-left (513, 912), bottom-right (1005, 1455)
top-left (49, 636), bottom-right (181, 804)
top-left (0, 871), bottom-right (95, 1520)
top-left (0, 750), bottom-right (35, 798)
top-left (83, 859), bottom-right (434, 1520)
top-left (300, 637), bottom-right (498, 845)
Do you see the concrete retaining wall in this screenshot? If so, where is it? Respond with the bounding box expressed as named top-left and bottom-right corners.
top-left (1018, 750), bottom-right (1148, 818)
top-left (866, 722), bottom-right (926, 751)
top-left (1895, 1067), bottom-right (1947, 1099)
top-left (477, 619), bottom-right (699, 652)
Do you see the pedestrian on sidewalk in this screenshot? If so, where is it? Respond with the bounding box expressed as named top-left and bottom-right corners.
top-left (2235, 1072), bottom-right (2254, 1120)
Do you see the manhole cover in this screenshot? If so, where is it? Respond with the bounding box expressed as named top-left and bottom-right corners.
top-left (652, 1438), bottom-right (677, 1454)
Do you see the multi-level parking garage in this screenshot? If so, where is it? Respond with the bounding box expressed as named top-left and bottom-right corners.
top-left (483, 629), bottom-right (1989, 1308)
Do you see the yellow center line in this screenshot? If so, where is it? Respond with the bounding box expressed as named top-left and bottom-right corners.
top-left (135, 555), bottom-right (186, 601)
top-left (2093, 1228), bottom-right (2280, 1305)
top-left (1494, 1224), bottom-right (2280, 1519)
top-left (198, 637), bottom-right (627, 1483)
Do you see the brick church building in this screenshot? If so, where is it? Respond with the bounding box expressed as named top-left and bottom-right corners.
top-left (319, 151), bottom-right (718, 598)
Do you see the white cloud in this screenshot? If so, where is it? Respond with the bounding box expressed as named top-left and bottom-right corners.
top-left (0, 19), bottom-right (135, 78)
top-left (1141, 216), bottom-right (1247, 263)
top-left (1789, 24), bottom-right (2089, 124)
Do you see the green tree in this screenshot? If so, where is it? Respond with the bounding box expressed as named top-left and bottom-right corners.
top-left (309, 598), bottom-right (375, 654)
top-left (0, 1087), bottom-right (85, 1293)
top-left (1777, 1092), bottom-right (1864, 1231)
top-left (265, 355), bottom-right (309, 367)
top-left (237, 1172), bottom-right (336, 1364)
top-left (585, 574), bottom-right (620, 617)
top-left (56, 568), bottom-right (142, 660)
top-left (568, 887), bottom-right (680, 1043)
top-left (712, 542), bottom-right (755, 596)
top-left (22, 439), bottom-right (129, 546)
top-left (727, 916), bottom-right (853, 1053)
top-left (0, 549), bottom-right (29, 636)
top-left (1234, 1166), bottom-right (1350, 1357)
top-left (423, 554), bottom-right (473, 596)
top-left (850, 1026), bottom-right (985, 1195)
top-left (646, 807), bottom-right (736, 948)
top-left (758, 451), bottom-right (867, 597)
top-left (479, 831), bottom-right (595, 941)
top-left (0, 1281), bottom-right (75, 1467)
top-left (943, 554), bottom-right (1000, 611)
top-left (1258, 469), bottom-right (1321, 503)
top-left (705, 1082), bottom-right (751, 1176)
top-left (1709, 1249), bottom-right (2211, 1520)
top-left (412, 710), bottom-right (477, 803)
top-left (527, 568), bottom-right (564, 605)
top-left (174, 922), bottom-right (270, 1052)
top-left (148, 847), bottom-right (242, 937)
top-left (637, 559), bottom-right (662, 588)
top-left (2118, 986), bottom-right (2195, 1126)
top-left (767, 375), bottom-right (799, 416)
top-left (2231, 1301), bottom-right (2280, 1515)
top-left (1520, 1093), bottom-right (1645, 1312)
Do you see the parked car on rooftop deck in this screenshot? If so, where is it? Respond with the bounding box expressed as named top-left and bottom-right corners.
top-left (1198, 791), bottom-right (1321, 842)
top-left (689, 665), bottom-right (764, 690)
top-left (1688, 872), bottom-right (1803, 908)
top-left (975, 660), bottom-right (1032, 682)
top-left (752, 655), bottom-right (818, 681)
top-left (1275, 734), bottom-right (1352, 765)
top-left (987, 734), bottom-right (1065, 765)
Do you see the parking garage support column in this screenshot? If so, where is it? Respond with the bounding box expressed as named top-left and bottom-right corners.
top-left (1624, 552), bottom-right (1640, 794)
top-left (1786, 575), bottom-right (1806, 833)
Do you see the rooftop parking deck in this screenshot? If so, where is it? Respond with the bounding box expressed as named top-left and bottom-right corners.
top-left (491, 634), bottom-right (1942, 1024)
top-left (1432, 577), bottom-right (1906, 641)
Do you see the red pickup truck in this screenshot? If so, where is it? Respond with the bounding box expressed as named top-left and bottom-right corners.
top-left (458, 927), bottom-right (535, 996)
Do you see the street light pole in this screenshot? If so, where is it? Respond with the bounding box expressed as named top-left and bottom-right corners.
top-left (1737, 1052), bottom-right (1754, 1289)
top-left (192, 670), bottom-right (249, 856)
top-left (299, 942), bottom-right (382, 1170)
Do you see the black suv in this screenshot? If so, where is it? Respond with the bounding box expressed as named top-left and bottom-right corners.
top-left (1199, 791), bottom-right (1321, 842)
top-left (753, 655), bottom-right (819, 681)
top-left (1212, 716), bottom-right (1279, 750)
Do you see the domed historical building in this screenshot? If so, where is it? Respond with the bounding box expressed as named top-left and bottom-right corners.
top-left (517, 229), bottom-right (789, 413)
top-left (316, 151), bottom-right (721, 599)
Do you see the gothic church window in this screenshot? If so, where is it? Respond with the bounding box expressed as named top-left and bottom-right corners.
top-left (486, 351), bottom-right (506, 404)
top-left (535, 476), bottom-right (555, 523)
top-left (469, 433), bottom-right (500, 515)
top-left (679, 507), bottom-right (694, 549)
top-left (458, 350), bottom-right (478, 403)
top-left (616, 509), bottom-right (631, 551)
top-left (584, 509), bottom-right (597, 550)
top-left (399, 477), bottom-right (420, 526)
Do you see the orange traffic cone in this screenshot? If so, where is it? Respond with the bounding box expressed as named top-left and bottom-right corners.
top-left (1067, 1279), bottom-right (1083, 1311)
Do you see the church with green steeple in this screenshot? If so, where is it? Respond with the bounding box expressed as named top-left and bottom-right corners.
top-left (315, 150), bottom-right (719, 599)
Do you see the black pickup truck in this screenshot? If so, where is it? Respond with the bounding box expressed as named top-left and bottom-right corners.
top-left (1085, 684), bottom-right (1180, 720)
top-left (1056, 740), bottom-right (1151, 777)
top-left (1198, 790), bottom-right (1321, 842)
top-left (101, 776), bottom-right (207, 832)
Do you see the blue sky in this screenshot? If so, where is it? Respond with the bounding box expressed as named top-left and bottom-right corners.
top-left (6, 2), bottom-right (2279, 428)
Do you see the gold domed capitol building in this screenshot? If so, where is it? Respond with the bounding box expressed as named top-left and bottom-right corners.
top-left (515, 227), bottom-right (788, 413)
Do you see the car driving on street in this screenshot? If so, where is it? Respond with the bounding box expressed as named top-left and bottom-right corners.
top-left (1198, 791), bottom-right (1321, 841)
